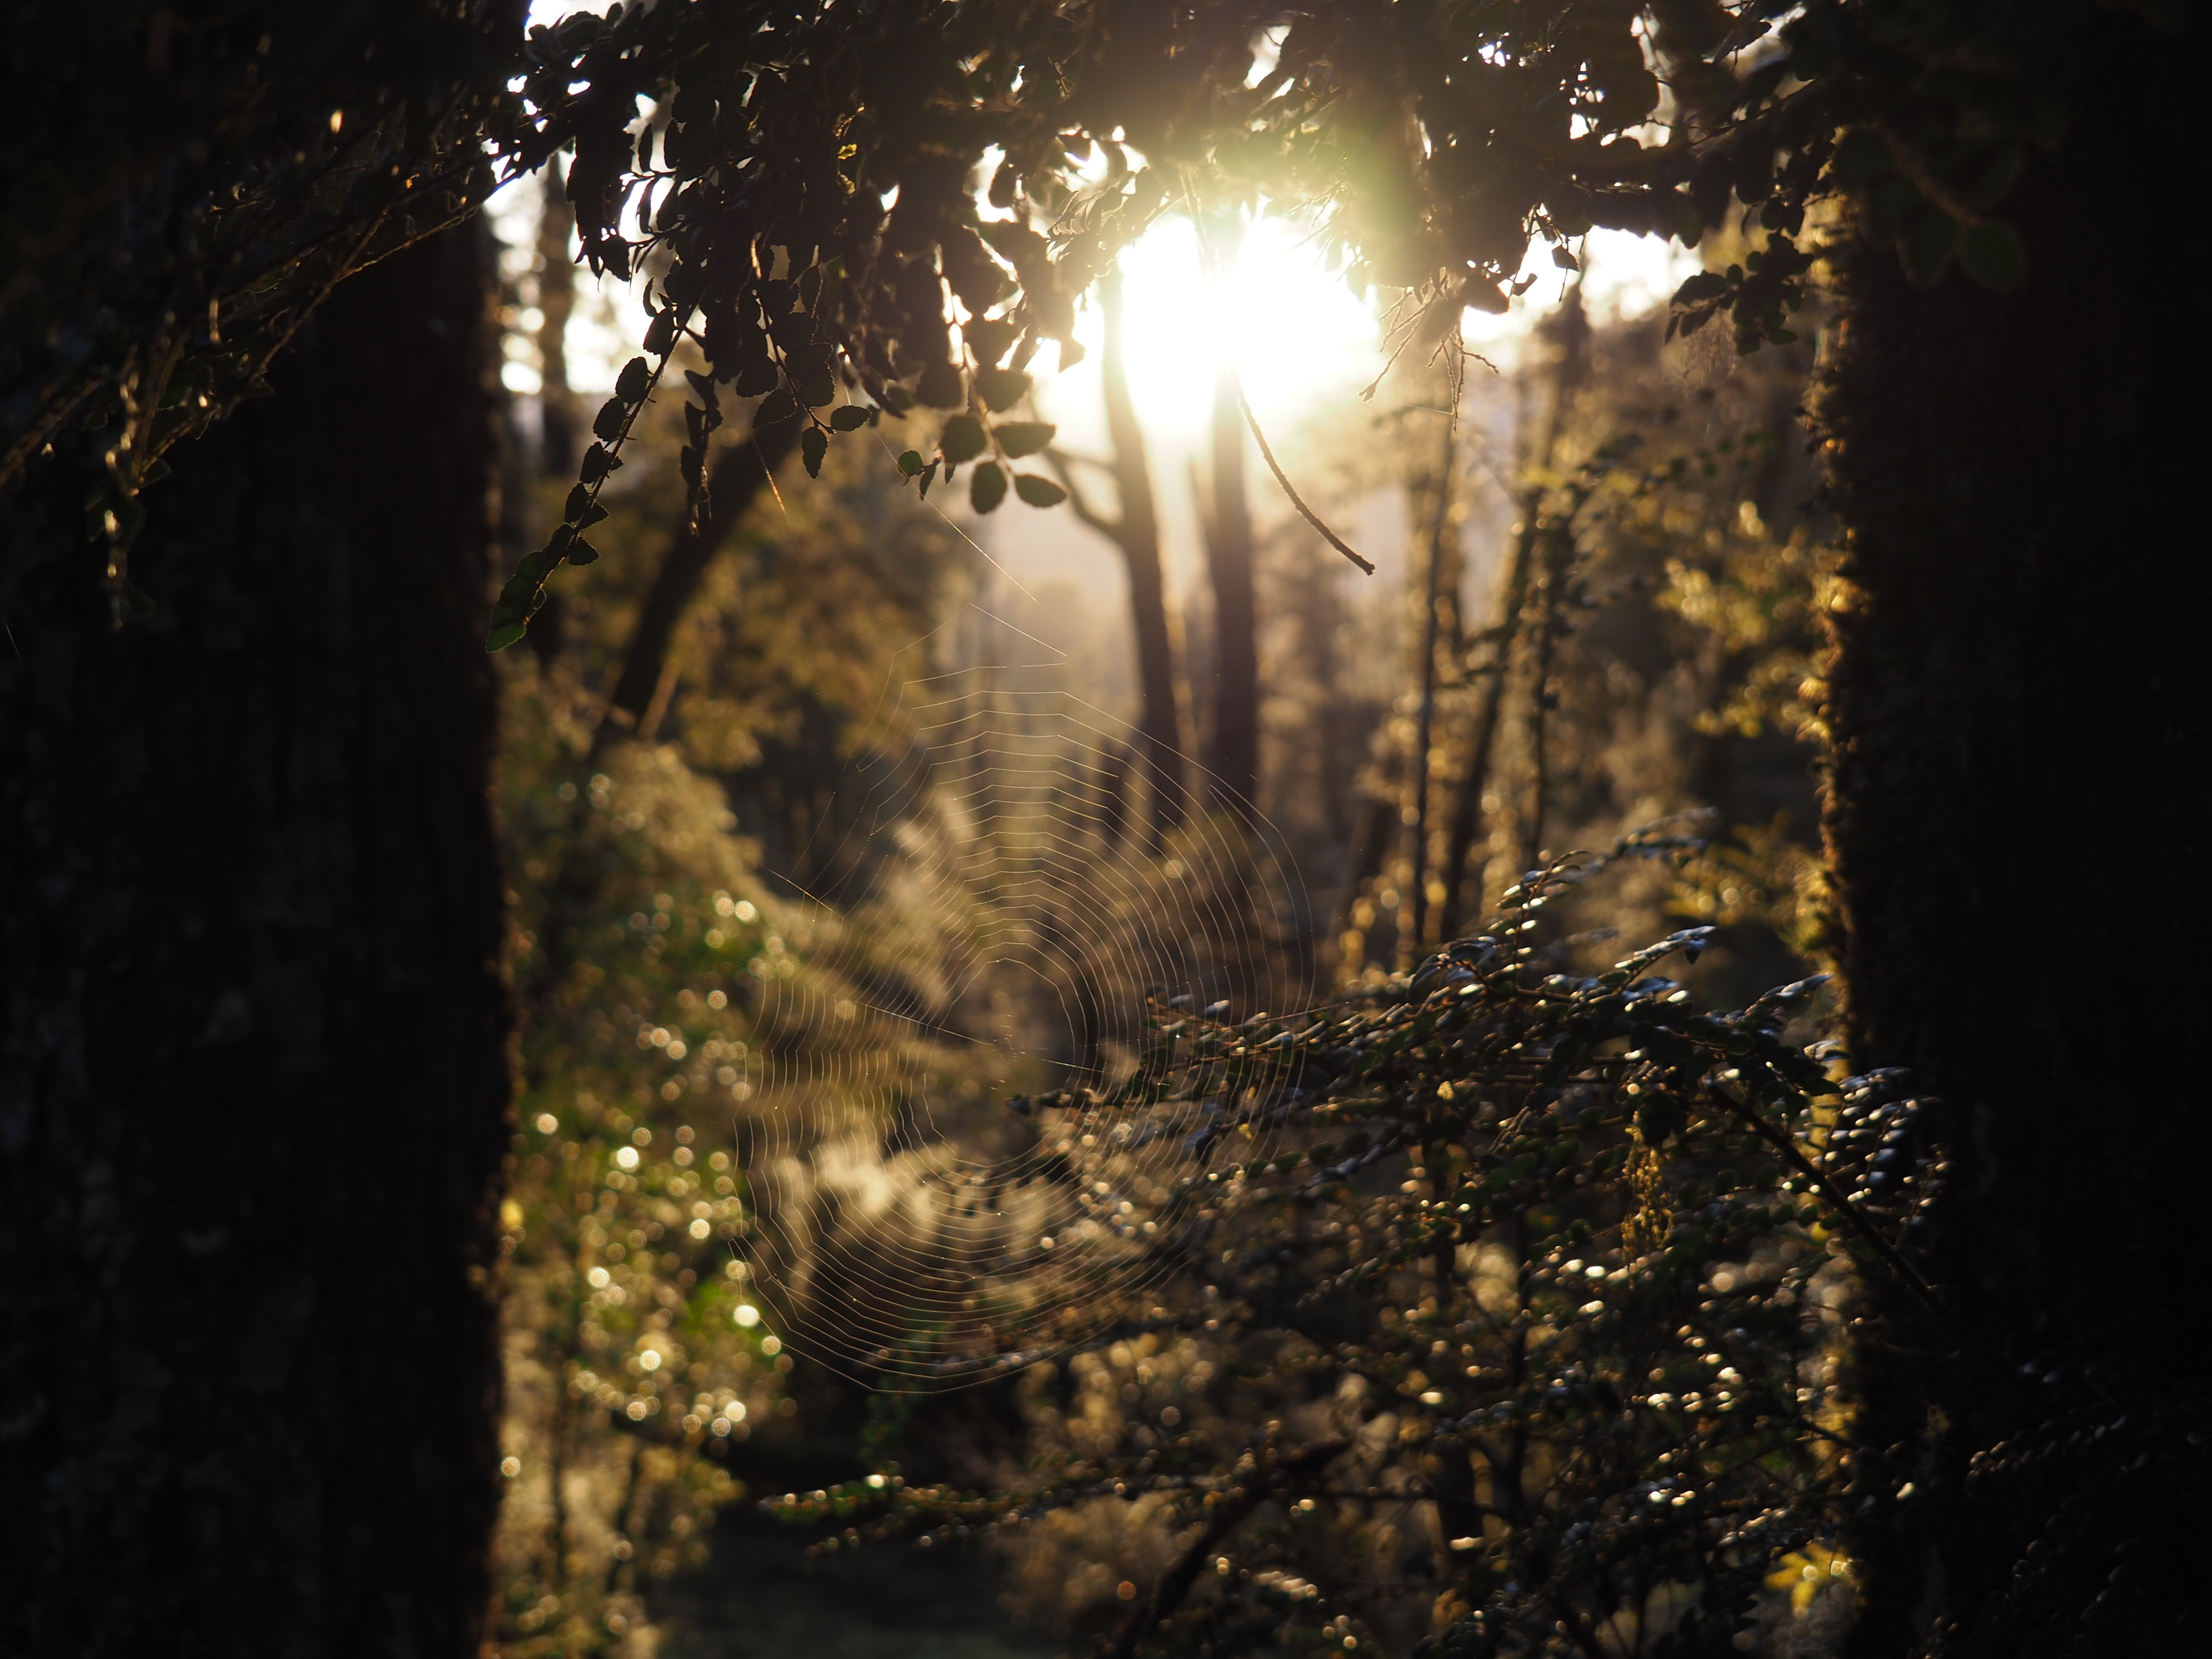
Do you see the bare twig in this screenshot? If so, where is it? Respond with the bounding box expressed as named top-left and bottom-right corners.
top-left (1229, 373), bottom-right (1375, 575)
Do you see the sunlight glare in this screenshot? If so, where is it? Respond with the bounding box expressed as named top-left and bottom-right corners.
top-left (1046, 213), bottom-right (1377, 444)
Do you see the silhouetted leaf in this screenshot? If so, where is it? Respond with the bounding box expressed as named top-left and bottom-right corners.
top-left (733, 357), bottom-right (780, 397)
top-left (939, 414), bottom-right (986, 466)
top-left (970, 459), bottom-right (1007, 513)
top-left (974, 365), bottom-right (1031, 411)
top-left (916, 362), bottom-right (965, 409)
top-left (967, 317), bottom-right (1019, 367)
top-left (771, 313), bottom-right (815, 354)
top-left (995, 420), bottom-right (1054, 458)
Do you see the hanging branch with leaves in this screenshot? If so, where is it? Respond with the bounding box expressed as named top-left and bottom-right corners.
top-left (10, 0), bottom-right (2099, 642)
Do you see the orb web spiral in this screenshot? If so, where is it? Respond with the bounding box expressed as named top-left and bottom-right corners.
top-left (721, 634), bottom-right (1315, 1387)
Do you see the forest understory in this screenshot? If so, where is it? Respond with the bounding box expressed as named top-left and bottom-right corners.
top-left (4, 7), bottom-right (2200, 1658)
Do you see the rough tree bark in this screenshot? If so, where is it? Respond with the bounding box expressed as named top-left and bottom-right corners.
top-left (0, 228), bottom-right (511, 1656)
top-left (1823, 30), bottom-right (2208, 1654)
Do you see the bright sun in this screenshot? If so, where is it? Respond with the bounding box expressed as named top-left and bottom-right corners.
top-left (1032, 210), bottom-right (1700, 454)
top-left (1075, 213), bottom-right (1379, 442)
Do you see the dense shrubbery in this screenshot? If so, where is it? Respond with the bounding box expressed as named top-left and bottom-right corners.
top-left (779, 842), bottom-right (1913, 1656)
top-left (479, 261), bottom-right (1874, 1654)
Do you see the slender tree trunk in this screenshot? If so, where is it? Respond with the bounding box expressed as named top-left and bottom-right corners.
top-left (1202, 357), bottom-right (1259, 809)
top-left (1098, 266), bottom-right (1187, 841)
top-left (1404, 418), bottom-right (1455, 960)
top-left (1823, 34), bottom-right (2207, 1655)
top-left (590, 415), bottom-right (800, 758)
top-left (0, 228), bottom-right (511, 1657)
top-left (1435, 291), bottom-right (1585, 940)
top-left (537, 163), bottom-right (582, 479)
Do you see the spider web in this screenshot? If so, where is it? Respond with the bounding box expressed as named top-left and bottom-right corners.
top-left (720, 617), bottom-right (1315, 1388)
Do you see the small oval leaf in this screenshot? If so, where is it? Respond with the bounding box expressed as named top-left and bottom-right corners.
top-left (974, 365), bottom-right (1031, 410)
top-left (995, 420), bottom-right (1056, 458)
top-left (916, 362), bottom-right (965, 409)
top-left (732, 357), bottom-right (780, 397)
top-left (939, 414), bottom-right (987, 466)
top-left (771, 313), bottom-right (815, 354)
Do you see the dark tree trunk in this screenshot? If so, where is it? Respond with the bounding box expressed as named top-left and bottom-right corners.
top-left (590, 414), bottom-right (801, 759)
top-left (1823, 33), bottom-right (2208, 1655)
top-left (537, 164), bottom-right (582, 480)
top-left (1202, 359), bottom-right (1258, 809)
top-left (1098, 266), bottom-right (1188, 841)
top-left (0, 228), bottom-right (511, 1656)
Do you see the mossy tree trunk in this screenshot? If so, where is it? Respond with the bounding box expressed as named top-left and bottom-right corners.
top-left (1821, 34), bottom-right (2207, 1654)
top-left (0, 228), bottom-right (511, 1656)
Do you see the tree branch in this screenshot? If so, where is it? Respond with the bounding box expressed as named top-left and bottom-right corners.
top-left (1229, 372), bottom-right (1374, 575)
top-left (1043, 447), bottom-right (1120, 542)
top-left (589, 412), bottom-right (800, 759)
top-left (1095, 1439), bottom-right (1348, 1659)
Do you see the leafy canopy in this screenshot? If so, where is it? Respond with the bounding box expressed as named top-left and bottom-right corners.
top-left (4, 0), bottom-right (2104, 631)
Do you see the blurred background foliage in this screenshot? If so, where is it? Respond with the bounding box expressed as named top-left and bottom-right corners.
top-left (481, 183), bottom-right (1847, 1655)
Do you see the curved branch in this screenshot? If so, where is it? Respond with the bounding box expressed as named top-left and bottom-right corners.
top-left (589, 413), bottom-right (800, 759)
top-left (1229, 373), bottom-right (1375, 575)
top-left (1041, 447), bottom-right (1118, 541)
